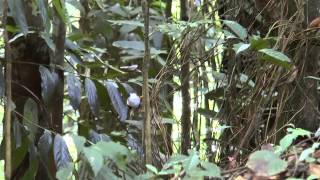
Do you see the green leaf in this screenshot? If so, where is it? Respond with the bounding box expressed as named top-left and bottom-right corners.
top-left (201, 162), bottom-right (221, 178)
top-left (246, 150), bottom-right (287, 176)
top-left (56, 163), bottom-right (73, 180)
top-left (276, 128), bottom-right (311, 154)
top-left (183, 150), bottom-right (200, 171)
top-left (96, 165), bottom-right (118, 180)
top-left (39, 66), bottom-right (59, 105)
top-left (249, 36), bottom-right (271, 50)
top-left (83, 146), bottom-right (104, 176)
top-left (299, 143), bottom-right (320, 161)
top-left (258, 48), bottom-right (291, 69)
top-left (52, 0), bottom-right (67, 23)
top-left (233, 43), bottom-right (250, 55)
top-left (23, 98), bottom-right (38, 141)
top-left (8, 0), bottom-right (28, 35)
top-left (146, 164), bottom-right (158, 174)
top-left (223, 20), bottom-right (248, 40)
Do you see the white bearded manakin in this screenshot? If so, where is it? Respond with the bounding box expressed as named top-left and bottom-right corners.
top-left (127, 93), bottom-right (141, 108)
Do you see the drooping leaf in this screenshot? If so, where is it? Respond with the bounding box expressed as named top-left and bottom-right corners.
top-left (223, 20), bottom-right (247, 40)
top-left (183, 150), bottom-right (200, 171)
top-left (38, 0), bottom-right (51, 33)
top-left (146, 164), bottom-right (158, 174)
top-left (105, 81), bottom-right (128, 122)
top-left (246, 150), bottom-right (287, 176)
top-left (233, 43), bottom-right (250, 55)
top-left (83, 146), bottom-right (103, 176)
top-left (85, 78), bottom-right (99, 116)
top-left (258, 48), bottom-right (291, 69)
top-left (67, 74), bottom-right (82, 110)
top-left (53, 134), bottom-right (72, 170)
top-left (8, 0), bottom-right (28, 35)
top-left (56, 163), bottom-right (73, 180)
top-left (38, 130), bottom-right (53, 165)
top-left (23, 98), bottom-right (38, 141)
top-left (21, 145), bottom-right (39, 180)
top-left (39, 66), bottom-right (59, 105)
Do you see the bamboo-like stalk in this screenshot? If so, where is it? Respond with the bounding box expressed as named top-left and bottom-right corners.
top-left (2, 0), bottom-right (12, 178)
top-left (142, 0), bottom-right (152, 165)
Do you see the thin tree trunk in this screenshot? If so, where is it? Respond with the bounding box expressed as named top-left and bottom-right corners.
top-left (142, 0), bottom-right (152, 165)
top-left (180, 0), bottom-right (191, 155)
top-left (2, 0), bottom-right (12, 178)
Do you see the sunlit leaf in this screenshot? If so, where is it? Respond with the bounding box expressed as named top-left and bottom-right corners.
top-left (258, 48), bottom-right (291, 69)
top-left (223, 20), bottom-right (247, 40)
top-left (246, 150), bottom-right (287, 176)
top-left (299, 143), bottom-right (320, 161)
top-left (83, 146), bottom-right (103, 176)
top-left (233, 43), bottom-right (250, 55)
top-left (23, 98), bottom-right (38, 141)
top-left (54, 134), bottom-right (72, 170)
top-left (52, 0), bottom-right (67, 23)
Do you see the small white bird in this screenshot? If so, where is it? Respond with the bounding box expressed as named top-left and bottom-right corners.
top-left (127, 93), bottom-right (141, 109)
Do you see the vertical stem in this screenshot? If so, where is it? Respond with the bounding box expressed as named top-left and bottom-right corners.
top-left (142, 0), bottom-right (152, 165)
top-left (2, 0), bottom-right (12, 178)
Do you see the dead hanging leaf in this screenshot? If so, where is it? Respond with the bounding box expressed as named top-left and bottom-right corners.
top-left (246, 150), bottom-right (287, 177)
top-left (309, 17), bottom-right (320, 28)
top-left (309, 164), bottom-right (320, 177)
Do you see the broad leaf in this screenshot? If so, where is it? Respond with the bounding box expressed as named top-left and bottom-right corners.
top-left (67, 74), bottom-right (82, 110)
top-left (89, 130), bottom-right (111, 144)
top-left (39, 66), bottom-right (59, 105)
top-left (52, 0), bottom-right (67, 23)
top-left (223, 20), bottom-right (247, 40)
top-left (38, 130), bottom-right (53, 165)
top-left (258, 48), bottom-right (291, 69)
top-left (96, 165), bottom-right (118, 180)
top-left (105, 81), bottom-right (128, 122)
top-left (83, 146), bottom-right (103, 176)
top-left (246, 150), bottom-right (287, 176)
top-left (8, 0), bottom-right (28, 35)
top-left (299, 143), bottom-right (320, 161)
top-left (56, 163), bottom-right (73, 180)
top-left (85, 78), bottom-right (99, 116)
top-left (233, 43), bottom-right (250, 55)
top-left (276, 128), bottom-right (311, 154)
top-left (201, 162), bottom-right (221, 178)
top-left (183, 150), bottom-right (200, 171)
top-left (23, 98), bottom-right (38, 141)
top-left (53, 134), bottom-right (72, 170)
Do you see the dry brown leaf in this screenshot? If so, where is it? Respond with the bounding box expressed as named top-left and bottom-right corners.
top-left (309, 163), bottom-right (320, 177)
top-left (310, 17), bottom-right (320, 28)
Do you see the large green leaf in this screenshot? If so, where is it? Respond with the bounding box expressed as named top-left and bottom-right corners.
top-left (8, 0), bottom-right (28, 35)
top-left (246, 150), bottom-right (287, 176)
top-left (23, 98), bottom-right (38, 141)
top-left (52, 0), bottom-right (67, 23)
top-left (223, 20), bottom-right (247, 40)
top-left (258, 48), bottom-right (291, 69)
top-left (276, 128), bottom-right (311, 154)
top-left (233, 43), bottom-right (250, 55)
top-left (83, 146), bottom-right (104, 176)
